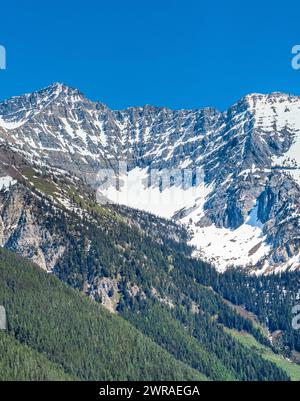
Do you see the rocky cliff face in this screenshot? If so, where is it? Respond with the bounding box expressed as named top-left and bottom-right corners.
top-left (1, 84), bottom-right (300, 272)
top-left (0, 181), bottom-right (66, 271)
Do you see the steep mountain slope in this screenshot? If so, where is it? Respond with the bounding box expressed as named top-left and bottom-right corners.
top-left (0, 331), bottom-right (75, 381)
top-left (0, 242), bottom-right (294, 381)
top-left (1, 84), bottom-right (300, 272)
top-left (0, 247), bottom-right (207, 381)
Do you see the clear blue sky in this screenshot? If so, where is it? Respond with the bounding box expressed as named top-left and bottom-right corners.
top-left (0, 0), bottom-right (300, 110)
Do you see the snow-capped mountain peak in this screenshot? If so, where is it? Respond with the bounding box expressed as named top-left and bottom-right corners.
top-left (1, 84), bottom-right (300, 273)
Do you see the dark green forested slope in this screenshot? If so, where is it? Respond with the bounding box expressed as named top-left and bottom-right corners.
top-left (171, 252), bottom-right (300, 357)
top-left (0, 248), bottom-right (206, 381)
top-left (120, 292), bottom-right (289, 381)
top-left (0, 331), bottom-right (74, 381)
top-left (50, 205), bottom-right (289, 380)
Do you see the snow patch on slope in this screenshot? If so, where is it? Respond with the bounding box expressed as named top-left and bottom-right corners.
top-left (100, 167), bottom-right (207, 219)
top-left (190, 205), bottom-right (270, 273)
top-left (101, 168), bottom-right (270, 272)
top-left (251, 94), bottom-right (300, 134)
top-left (0, 117), bottom-right (26, 130)
top-left (250, 94), bottom-right (300, 170)
top-left (0, 176), bottom-right (17, 191)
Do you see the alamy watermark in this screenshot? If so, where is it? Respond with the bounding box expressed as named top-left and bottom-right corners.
top-left (95, 161), bottom-right (205, 209)
top-left (0, 45), bottom-right (6, 70)
top-left (291, 45), bottom-right (300, 70)
top-left (0, 305), bottom-right (7, 330)
top-left (292, 305), bottom-right (300, 330)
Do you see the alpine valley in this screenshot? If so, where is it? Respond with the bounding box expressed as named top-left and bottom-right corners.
top-left (1, 83), bottom-right (300, 381)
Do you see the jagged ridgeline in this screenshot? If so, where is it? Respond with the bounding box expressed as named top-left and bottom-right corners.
top-left (2, 84), bottom-right (300, 272)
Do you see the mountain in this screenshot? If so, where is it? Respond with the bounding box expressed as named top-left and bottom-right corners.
top-left (0, 140), bottom-right (300, 380)
top-left (1, 84), bottom-right (300, 272)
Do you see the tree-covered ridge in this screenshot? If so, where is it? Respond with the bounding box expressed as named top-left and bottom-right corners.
top-left (170, 253), bottom-right (300, 359)
top-left (39, 192), bottom-right (289, 380)
top-left (0, 248), bottom-right (206, 381)
top-left (0, 245), bottom-right (290, 381)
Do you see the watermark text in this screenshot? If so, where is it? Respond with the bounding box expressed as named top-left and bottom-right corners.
top-left (292, 45), bottom-right (300, 70)
top-left (0, 45), bottom-right (6, 70)
top-left (0, 306), bottom-right (7, 330)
